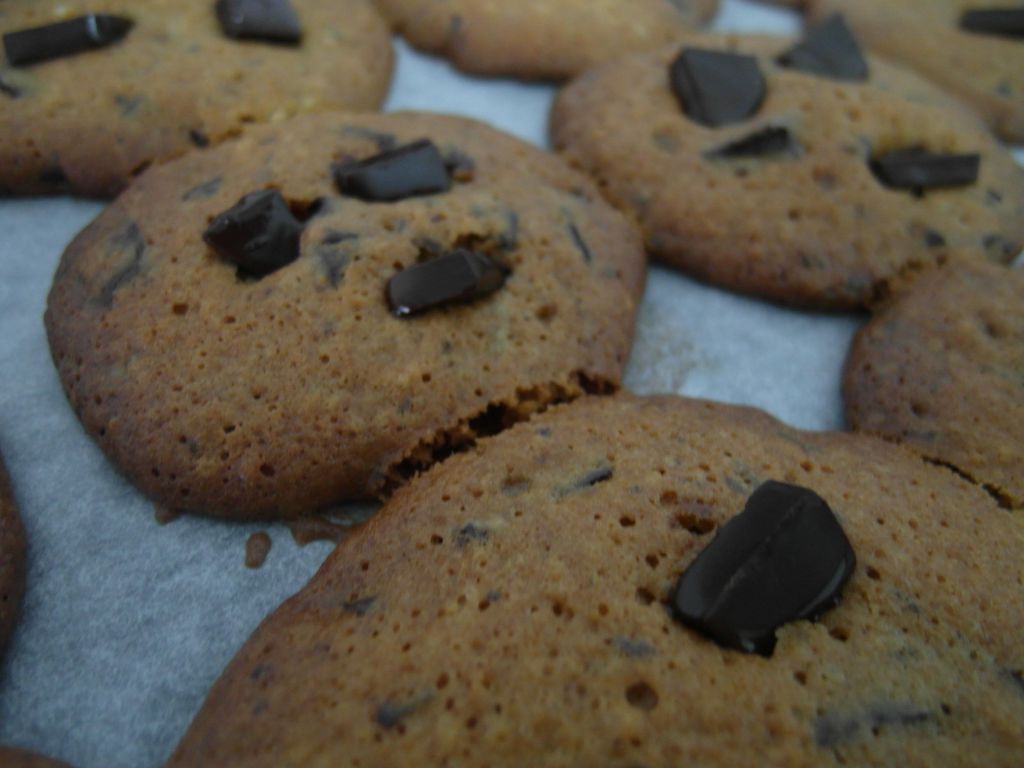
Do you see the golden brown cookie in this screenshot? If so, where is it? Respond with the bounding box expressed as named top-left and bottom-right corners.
top-left (373, 0), bottom-right (718, 80)
top-left (0, 451), bottom-right (26, 662)
top-left (0, 0), bottom-right (394, 197)
top-left (844, 261), bottom-right (1024, 510)
top-left (169, 394), bottom-right (1024, 767)
top-left (44, 111), bottom-right (645, 520)
top-left (552, 33), bottom-right (1024, 310)
top-left (0, 747), bottom-right (72, 768)
top-left (810, 1), bottom-right (1024, 142)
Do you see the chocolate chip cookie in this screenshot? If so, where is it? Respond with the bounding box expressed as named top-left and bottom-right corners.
top-left (844, 261), bottom-right (1024, 510)
top-left (168, 393), bottom-right (1024, 766)
top-left (0, 0), bottom-right (394, 197)
top-left (0, 451), bottom-right (26, 662)
top-left (44, 111), bottom-right (646, 520)
top-left (810, 1), bottom-right (1024, 142)
top-left (373, 0), bottom-right (719, 80)
top-left (552, 29), bottom-right (1024, 309)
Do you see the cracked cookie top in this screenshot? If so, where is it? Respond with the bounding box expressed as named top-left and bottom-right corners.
top-left (44, 111), bottom-right (645, 520)
top-left (168, 393), bottom-right (1024, 766)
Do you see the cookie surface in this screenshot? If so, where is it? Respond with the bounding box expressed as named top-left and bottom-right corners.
top-left (844, 261), bottom-right (1024, 510)
top-left (169, 393), bottom-right (1024, 767)
top-left (0, 748), bottom-right (71, 768)
top-left (552, 34), bottom-right (1024, 310)
top-left (44, 111), bottom-right (645, 520)
top-left (0, 0), bottom-right (393, 197)
top-left (810, 1), bottom-right (1024, 142)
top-left (373, 0), bottom-right (718, 80)
top-left (0, 451), bottom-right (26, 662)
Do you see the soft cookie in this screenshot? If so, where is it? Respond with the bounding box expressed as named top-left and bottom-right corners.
top-left (168, 394), bottom-right (1024, 766)
top-left (844, 261), bottom-right (1024, 510)
top-left (44, 111), bottom-right (646, 520)
top-left (810, 1), bottom-right (1024, 142)
top-left (0, 451), bottom-right (26, 662)
top-left (0, 0), bottom-right (393, 197)
top-left (552, 29), bottom-right (1024, 309)
top-left (373, 0), bottom-right (718, 80)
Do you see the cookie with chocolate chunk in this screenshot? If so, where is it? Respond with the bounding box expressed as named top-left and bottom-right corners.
top-left (168, 393), bottom-right (1024, 766)
top-left (44, 111), bottom-right (645, 520)
top-left (552, 32), bottom-right (1024, 309)
top-left (0, 451), bottom-right (26, 661)
top-left (844, 261), bottom-right (1024, 510)
top-left (0, 0), bottom-right (393, 197)
top-left (373, 0), bottom-right (718, 80)
top-left (810, 1), bottom-right (1024, 142)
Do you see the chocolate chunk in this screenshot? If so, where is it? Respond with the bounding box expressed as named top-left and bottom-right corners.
top-left (375, 697), bottom-right (429, 729)
top-left (671, 480), bottom-right (855, 656)
top-left (182, 177), bottom-right (223, 202)
top-left (189, 129), bottom-right (210, 148)
top-left (815, 704), bottom-right (933, 747)
top-left (317, 230), bottom-right (358, 288)
top-left (613, 638), bottom-right (656, 658)
top-left (670, 48), bottom-right (766, 128)
top-left (777, 15), bottom-right (869, 82)
top-left (960, 9), bottom-right (1024, 39)
top-left (705, 126), bottom-right (800, 160)
top-left (455, 523), bottom-right (490, 547)
top-left (3, 15), bottom-right (133, 67)
top-left (923, 229), bottom-right (946, 248)
top-left (203, 190), bottom-right (303, 279)
top-left (870, 149), bottom-right (980, 195)
top-left (386, 249), bottom-right (505, 317)
top-left (342, 597), bottom-right (375, 617)
top-left (335, 139), bottom-right (451, 202)
top-left (215, 0), bottom-right (302, 44)
top-left (98, 222), bottom-right (147, 308)
top-left (569, 223), bottom-right (594, 264)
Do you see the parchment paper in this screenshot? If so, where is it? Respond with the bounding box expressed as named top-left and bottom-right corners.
top-left (0, 3), bottom-right (1018, 766)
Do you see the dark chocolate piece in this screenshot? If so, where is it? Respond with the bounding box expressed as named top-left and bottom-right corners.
top-left (960, 9), bottom-right (1024, 39)
top-left (342, 597), bottom-right (375, 617)
top-left (669, 48), bottom-right (766, 128)
top-left (3, 15), bottom-right (134, 67)
top-left (569, 223), bottom-right (594, 264)
top-left (98, 222), bottom-right (147, 308)
top-left (777, 15), bottom-right (869, 82)
top-left (386, 249), bottom-right (505, 317)
top-left (870, 149), bottom-right (980, 195)
top-left (335, 139), bottom-right (451, 202)
top-left (706, 126), bottom-right (799, 160)
top-left (455, 523), bottom-right (490, 547)
top-left (203, 189), bottom-right (303, 279)
top-left (182, 177), bottom-right (223, 202)
top-left (215, 0), bottom-right (302, 43)
top-left (0, 75), bottom-right (22, 99)
top-left (671, 480), bottom-right (855, 656)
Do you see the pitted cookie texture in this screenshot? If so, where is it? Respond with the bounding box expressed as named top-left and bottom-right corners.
top-left (552, 34), bottom-right (1024, 309)
top-left (373, 0), bottom-right (718, 80)
top-left (44, 112), bottom-right (645, 520)
top-left (168, 394), bottom-right (1024, 767)
top-left (810, 0), bottom-right (1024, 142)
top-left (844, 262), bottom-right (1024, 510)
top-left (0, 0), bottom-right (393, 197)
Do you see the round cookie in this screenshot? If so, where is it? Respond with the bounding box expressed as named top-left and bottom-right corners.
top-left (0, 0), bottom-right (393, 198)
top-left (373, 0), bottom-right (719, 80)
top-left (552, 34), bottom-right (1024, 310)
top-left (844, 261), bottom-right (1024, 510)
top-left (168, 394), bottom-right (1024, 766)
top-left (810, 1), bottom-right (1024, 143)
top-left (0, 451), bottom-right (26, 662)
top-left (0, 748), bottom-right (72, 768)
top-left (44, 111), bottom-right (646, 520)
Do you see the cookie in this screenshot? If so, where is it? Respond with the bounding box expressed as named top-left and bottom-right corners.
top-left (552, 30), bottom-right (1024, 310)
top-left (844, 261), bottom-right (1024, 510)
top-left (44, 111), bottom-right (646, 520)
top-left (0, 451), bottom-right (26, 662)
top-left (810, 1), bottom-right (1024, 142)
top-left (373, 0), bottom-right (719, 80)
top-left (0, 748), bottom-right (71, 768)
top-left (168, 393), bottom-right (1024, 766)
top-left (0, 0), bottom-right (393, 197)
